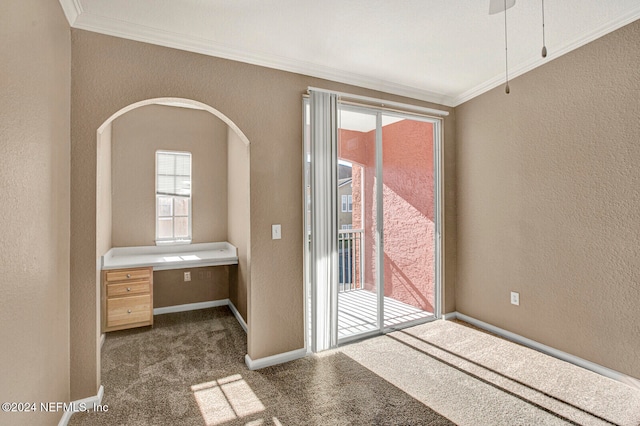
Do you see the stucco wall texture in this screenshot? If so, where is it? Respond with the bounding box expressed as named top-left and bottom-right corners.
top-left (70, 29), bottom-right (457, 398)
top-left (0, 1), bottom-right (71, 424)
top-left (227, 129), bottom-right (251, 322)
top-left (341, 120), bottom-right (436, 312)
top-left (111, 104), bottom-right (229, 247)
top-left (456, 19), bottom-right (640, 379)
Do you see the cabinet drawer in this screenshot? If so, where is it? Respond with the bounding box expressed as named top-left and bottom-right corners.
top-left (105, 268), bottom-right (151, 283)
top-left (106, 295), bottom-right (151, 328)
top-left (107, 280), bottom-right (150, 297)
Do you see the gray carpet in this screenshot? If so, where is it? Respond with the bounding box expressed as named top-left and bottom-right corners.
top-left (69, 307), bottom-right (453, 425)
top-left (340, 320), bottom-right (640, 426)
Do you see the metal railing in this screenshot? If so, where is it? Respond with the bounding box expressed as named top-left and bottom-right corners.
top-left (338, 229), bottom-right (364, 293)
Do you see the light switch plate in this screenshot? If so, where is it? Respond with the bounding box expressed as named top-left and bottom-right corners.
top-left (272, 224), bottom-right (282, 240)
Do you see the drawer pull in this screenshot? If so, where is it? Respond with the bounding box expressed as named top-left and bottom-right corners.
top-left (126, 287), bottom-right (131, 292)
top-left (127, 309), bottom-right (132, 314)
top-left (126, 274), bottom-right (131, 278)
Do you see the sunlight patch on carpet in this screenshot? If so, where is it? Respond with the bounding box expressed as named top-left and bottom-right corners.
top-left (192, 374), bottom-right (265, 425)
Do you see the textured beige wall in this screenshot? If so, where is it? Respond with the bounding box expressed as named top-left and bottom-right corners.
top-left (70, 29), bottom-right (455, 396)
top-left (0, 1), bottom-right (71, 424)
top-left (111, 104), bottom-right (228, 247)
top-left (228, 130), bottom-right (251, 321)
top-left (455, 20), bottom-right (640, 379)
top-left (154, 267), bottom-right (229, 308)
top-left (97, 123), bottom-right (112, 256)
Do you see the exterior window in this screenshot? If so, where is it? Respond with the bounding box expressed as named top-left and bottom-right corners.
top-left (341, 224), bottom-right (353, 230)
top-left (156, 150), bottom-right (192, 244)
top-left (341, 194), bottom-right (353, 212)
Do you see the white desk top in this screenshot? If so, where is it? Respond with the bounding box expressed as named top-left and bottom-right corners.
top-left (101, 242), bottom-right (238, 271)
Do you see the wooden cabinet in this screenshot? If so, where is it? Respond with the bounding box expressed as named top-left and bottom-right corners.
top-left (102, 267), bottom-right (153, 332)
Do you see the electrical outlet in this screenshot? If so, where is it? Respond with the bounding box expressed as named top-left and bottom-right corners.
top-left (184, 271), bottom-right (191, 282)
top-left (510, 291), bottom-right (520, 306)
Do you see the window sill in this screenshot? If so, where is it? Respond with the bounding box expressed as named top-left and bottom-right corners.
top-left (155, 240), bottom-right (192, 246)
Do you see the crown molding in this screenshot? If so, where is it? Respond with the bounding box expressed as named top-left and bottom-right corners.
top-left (71, 12), bottom-right (455, 107)
top-left (65, 3), bottom-right (639, 109)
top-left (57, 0), bottom-right (83, 26)
top-left (453, 5), bottom-right (640, 106)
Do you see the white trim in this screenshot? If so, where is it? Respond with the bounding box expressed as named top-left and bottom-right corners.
top-left (153, 299), bottom-right (228, 315)
top-left (308, 87), bottom-right (450, 116)
top-left (455, 312), bottom-right (640, 390)
top-left (153, 300), bottom-right (249, 335)
top-left (244, 348), bottom-right (307, 370)
top-left (453, 5), bottom-right (640, 106)
top-left (228, 300), bottom-right (248, 333)
top-left (100, 333), bottom-right (105, 349)
top-left (58, 385), bottom-right (104, 426)
top-left (443, 312), bottom-right (458, 321)
top-left (64, 5), bottom-right (640, 109)
top-left (97, 97), bottom-right (250, 148)
top-left (57, 0), bottom-right (81, 26)
top-left (69, 13), bottom-right (453, 107)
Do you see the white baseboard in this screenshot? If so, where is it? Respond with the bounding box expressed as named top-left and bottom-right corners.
top-left (451, 312), bottom-right (640, 390)
top-left (153, 299), bottom-right (229, 315)
top-left (228, 300), bottom-right (248, 333)
top-left (58, 385), bottom-right (104, 426)
top-left (443, 312), bottom-right (458, 321)
top-left (245, 348), bottom-right (307, 370)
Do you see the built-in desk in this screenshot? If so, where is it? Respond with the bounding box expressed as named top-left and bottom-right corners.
top-left (101, 242), bottom-right (238, 271)
top-left (100, 242), bottom-right (238, 332)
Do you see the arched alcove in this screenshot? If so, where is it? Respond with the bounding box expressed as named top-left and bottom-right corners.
top-left (95, 97), bottom-right (251, 377)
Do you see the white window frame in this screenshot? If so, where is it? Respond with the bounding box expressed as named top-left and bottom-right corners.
top-left (341, 194), bottom-right (353, 212)
top-left (155, 150), bottom-right (192, 245)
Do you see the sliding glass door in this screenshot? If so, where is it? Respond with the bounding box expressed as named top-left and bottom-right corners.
top-left (305, 91), bottom-right (442, 350)
top-left (336, 106), bottom-right (380, 341)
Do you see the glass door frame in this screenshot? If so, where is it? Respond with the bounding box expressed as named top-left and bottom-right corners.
top-left (304, 94), bottom-right (444, 351)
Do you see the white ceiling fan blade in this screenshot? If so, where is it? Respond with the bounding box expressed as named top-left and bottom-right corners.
top-left (489, 0), bottom-right (516, 15)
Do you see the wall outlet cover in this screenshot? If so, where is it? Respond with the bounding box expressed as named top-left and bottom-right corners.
top-left (184, 271), bottom-right (191, 282)
top-left (510, 291), bottom-right (520, 306)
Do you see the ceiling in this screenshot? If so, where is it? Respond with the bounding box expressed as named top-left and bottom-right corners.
top-left (58, 0), bottom-right (640, 107)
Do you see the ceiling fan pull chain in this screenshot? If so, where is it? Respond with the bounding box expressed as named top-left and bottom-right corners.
top-left (541, 0), bottom-right (548, 58)
top-left (504, 0), bottom-right (510, 94)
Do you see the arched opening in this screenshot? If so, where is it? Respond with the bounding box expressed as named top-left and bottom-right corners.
top-left (95, 97), bottom-right (251, 378)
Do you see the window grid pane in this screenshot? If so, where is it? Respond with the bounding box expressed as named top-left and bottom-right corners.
top-left (156, 151), bottom-right (192, 242)
top-left (158, 217), bottom-right (174, 239)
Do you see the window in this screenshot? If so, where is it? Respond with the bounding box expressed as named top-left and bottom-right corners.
top-left (156, 150), bottom-right (192, 244)
top-left (341, 194), bottom-right (353, 212)
top-left (341, 224), bottom-right (353, 230)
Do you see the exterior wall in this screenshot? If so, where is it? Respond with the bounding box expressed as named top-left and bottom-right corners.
top-left (340, 120), bottom-right (436, 311)
top-left (455, 20), bottom-right (640, 379)
top-left (382, 120), bottom-right (435, 311)
top-left (0, 1), bottom-right (71, 424)
top-left (111, 104), bottom-right (228, 247)
top-left (70, 29), bottom-right (456, 398)
top-left (338, 180), bottom-right (353, 229)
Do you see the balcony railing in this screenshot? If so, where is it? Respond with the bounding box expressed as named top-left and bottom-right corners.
top-left (338, 229), bottom-right (364, 293)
